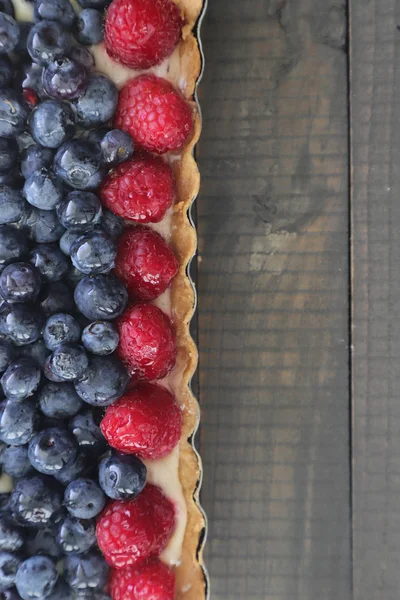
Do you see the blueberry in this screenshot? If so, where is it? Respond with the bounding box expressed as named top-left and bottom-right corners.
top-left (39, 282), bottom-right (74, 316)
top-left (0, 1), bottom-right (14, 16)
top-left (1, 446), bottom-right (32, 479)
top-left (0, 263), bottom-right (42, 304)
top-left (15, 556), bottom-right (58, 600)
top-left (29, 100), bottom-right (75, 149)
top-left (0, 171), bottom-right (20, 187)
top-left (66, 266), bottom-right (86, 287)
top-left (0, 139), bottom-right (17, 174)
top-left (0, 516), bottom-right (23, 552)
top-left (1, 358), bottom-right (41, 400)
top-left (19, 208), bottom-right (65, 244)
top-left (0, 553), bottom-right (21, 591)
top-left (71, 231), bottom-right (116, 276)
top-left (10, 475), bottom-right (62, 528)
top-left (24, 529), bottom-right (62, 560)
top-left (0, 399), bottom-right (36, 446)
top-left (56, 514), bottom-right (96, 555)
top-left (59, 228), bottom-right (87, 257)
top-left (44, 577), bottom-right (72, 600)
top-left (20, 145), bottom-right (54, 180)
top-left (0, 56), bottom-right (13, 89)
top-left (69, 44), bottom-right (94, 70)
top-left (57, 191), bottom-right (102, 230)
top-left (23, 167), bottom-right (64, 211)
top-left (28, 427), bottom-right (78, 475)
top-left (74, 275), bottom-right (128, 321)
top-left (0, 189), bottom-right (25, 227)
top-left (43, 313), bottom-right (81, 350)
top-left (81, 321), bottom-right (119, 356)
top-left (17, 340), bottom-right (49, 369)
top-left (74, 355), bottom-right (128, 407)
top-left (34, 0), bottom-right (75, 27)
top-left (0, 588), bottom-right (22, 600)
top-left (64, 551), bottom-right (108, 592)
top-left (64, 479), bottom-right (105, 519)
top-left (53, 452), bottom-right (89, 485)
top-left (69, 409), bottom-right (106, 456)
top-left (73, 74), bottom-right (118, 127)
top-left (0, 13), bottom-right (20, 54)
top-left (0, 494), bottom-right (9, 512)
top-left (29, 244), bottom-right (69, 282)
top-left (53, 140), bottom-right (105, 190)
top-left (99, 453), bottom-right (147, 500)
top-left (38, 382), bottom-right (82, 420)
top-left (76, 9), bottom-right (103, 45)
top-left (0, 92), bottom-right (28, 139)
top-left (0, 340), bottom-right (12, 373)
top-left (20, 62), bottom-right (45, 100)
top-left (81, 126), bottom-right (109, 147)
top-left (99, 210), bottom-right (124, 240)
top-left (47, 344), bottom-right (88, 382)
top-left (43, 57), bottom-right (88, 101)
top-left (100, 129), bottom-right (134, 166)
top-left (0, 304), bottom-right (45, 347)
top-left (27, 20), bottom-right (70, 67)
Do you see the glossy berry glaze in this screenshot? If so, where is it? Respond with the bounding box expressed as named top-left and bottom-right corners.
top-left (0, 0), bottom-right (194, 597)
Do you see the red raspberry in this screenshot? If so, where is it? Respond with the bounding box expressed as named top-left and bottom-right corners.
top-left (109, 559), bottom-right (175, 600)
top-left (100, 154), bottom-right (174, 224)
top-left (114, 227), bottom-right (178, 301)
top-left (116, 304), bottom-right (176, 381)
top-left (105, 0), bottom-right (182, 70)
top-left (101, 383), bottom-right (182, 459)
top-left (96, 484), bottom-right (175, 569)
top-left (114, 75), bottom-right (193, 154)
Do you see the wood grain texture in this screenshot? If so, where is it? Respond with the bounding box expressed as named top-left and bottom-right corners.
top-left (349, 2), bottom-right (400, 599)
top-left (197, 0), bottom-right (351, 598)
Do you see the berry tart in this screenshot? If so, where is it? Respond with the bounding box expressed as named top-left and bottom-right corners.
top-left (0, 0), bottom-right (206, 598)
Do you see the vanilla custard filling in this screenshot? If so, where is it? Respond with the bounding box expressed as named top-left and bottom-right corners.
top-left (9, 0), bottom-right (188, 568)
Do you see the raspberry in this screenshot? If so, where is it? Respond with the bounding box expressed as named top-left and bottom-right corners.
top-left (101, 383), bottom-right (182, 459)
top-left (109, 559), bottom-right (175, 600)
top-left (114, 75), bottom-right (193, 154)
top-left (114, 227), bottom-right (178, 301)
top-left (100, 154), bottom-right (174, 224)
top-left (104, 0), bottom-right (182, 70)
top-left (96, 484), bottom-right (175, 568)
top-left (116, 304), bottom-right (176, 381)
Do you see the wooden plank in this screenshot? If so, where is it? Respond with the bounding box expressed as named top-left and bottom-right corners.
top-left (197, 1), bottom-right (351, 598)
top-left (349, 2), bottom-right (400, 599)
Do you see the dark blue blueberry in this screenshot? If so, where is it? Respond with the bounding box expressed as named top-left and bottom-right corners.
top-left (29, 100), bottom-right (75, 149)
top-left (27, 20), bottom-right (70, 67)
top-left (0, 340), bottom-right (12, 374)
top-left (64, 551), bottom-right (108, 592)
top-left (0, 263), bottom-right (42, 304)
top-left (1, 358), bottom-right (41, 400)
top-left (43, 313), bottom-right (81, 350)
top-left (53, 451), bottom-right (89, 485)
top-left (0, 188), bottom-right (25, 225)
top-left (10, 475), bottom-right (62, 528)
top-left (20, 145), bottom-right (54, 180)
top-left (99, 453), bottom-right (147, 500)
top-left (18, 340), bottom-right (49, 369)
top-left (71, 231), bottom-right (116, 275)
top-left (20, 62), bottom-right (46, 100)
top-left (76, 8), bottom-right (103, 45)
top-left (19, 208), bottom-right (65, 244)
top-left (74, 355), bottom-right (128, 407)
top-left (0, 92), bottom-right (28, 138)
top-left (23, 168), bottom-right (63, 212)
top-left (77, 0), bottom-right (112, 7)
top-left (74, 274), bottom-right (128, 321)
top-left (0, 171), bottom-right (20, 187)
top-left (24, 529), bottom-right (62, 560)
top-left (101, 129), bottom-right (134, 166)
top-left (64, 478), bottom-right (105, 519)
top-left (0, 553), bottom-right (21, 591)
top-left (0, 304), bottom-right (45, 347)
top-left (0, 56), bottom-right (13, 89)
top-left (82, 126), bottom-right (109, 147)
top-left (69, 44), bottom-right (94, 70)
top-left (43, 57), bottom-right (88, 101)
top-left (29, 244), bottom-right (69, 282)
top-left (73, 74), bottom-right (118, 127)
top-left (0, 13), bottom-right (20, 54)
top-left (34, 0), bottom-right (75, 27)
top-left (44, 577), bottom-right (72, 600)
top-left (55, 514), bottom-right (96, 555)
top-left (43, 358), bottom-right (66, 381)
top-left (59, 228), bottom-right (87, 257)
top-left (0, 139), bottom-right (17, 174)
top-left (0, 516), bottom-right (23, 552)
top-left (15, 556), bottom-right (58, 600)
top-left (57, 191), bottom-right (102, 230)
top-left (0, 588), bottom-right (23, 600)
top-left (38, 381), bottom-right (82, 419)
top-left (82, 321), bottom-right (119, 356)
top-left (47, 344), bottom-right (88, 382)
top-left (53, 140), bottom-right (105, 190)
top-left (99, 210), bottom-right (124, 240)
top-left (0, 399), bottom-right (37, 446)
top-left (28, 427), bottom-right (78, 476)
top-left (0, 446), bottom-right (32, 479)
top-left (69, 409), bottom-right (106, 456)
top-left (14, 21), bottom-right (32, 58)
top-left (0, 1), bottom-right (14, 16)
top-left (39, 282), bottom-right (74, 316)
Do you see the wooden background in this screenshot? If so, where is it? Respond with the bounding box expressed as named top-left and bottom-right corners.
top-left (195, 0), bottom-right (400, 598)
